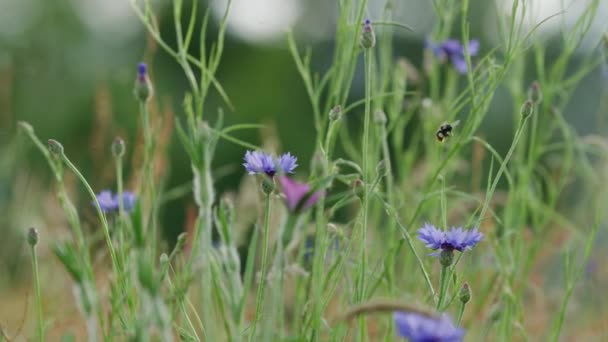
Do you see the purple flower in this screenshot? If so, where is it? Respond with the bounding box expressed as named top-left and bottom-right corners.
top-left (94, 190), bottom-right (137, 213)
top-left (278, 176), bottom-right (324, 212)
top-left (417, 223), bottom-right (483, 252)
top-left (96, 190), bottom-right (116, 213)
top-left (278, 153), bottom-right (298, 174)
top-left (137, 62), bottom-right (147, 82)
top-left (243, 150), bottom-right (298, 177)
top-left (425, 38), bottom-right (479, 74)
top-left (394, 312), bottom-right (465, 342)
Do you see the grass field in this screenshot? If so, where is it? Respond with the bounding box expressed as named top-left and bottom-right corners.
top-left (1, 0), bottom-right (608, 341)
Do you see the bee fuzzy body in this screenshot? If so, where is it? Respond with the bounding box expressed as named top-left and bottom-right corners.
top-left (435, 123), bottom-right (454, 142)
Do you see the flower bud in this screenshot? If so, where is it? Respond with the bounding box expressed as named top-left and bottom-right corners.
top-left (47, 139), bottom-right (64, 156)
top-left (17, 121), bottom-right (34, 134)
top-left (329, 105), bottom-right (342, 121)
top-left (352, 178), bottom-right (364, 198)
top-left (527, 81), bottom-right (542, 105)
top-left (112, 137), bottom-right (125, 158)
top-left (262, 177), bottom-right (275, 195)
top-left (198, 120), bottom-right (213, 143)
top-left (459, 282), bottom-right (471, 304)
top-left (360, 19), bottom-right (376, 49)
top-left (439, 249), bottom-right (454, 267)
top-left (373, 110), bottom-right (387, 125)
top-left (159, 253), bottom-right (169, 266)
top-left (520, 100), bottom-right (533, 119)
top-left (134, 62), bottom-right (153, 102)
top-left (27, 227), bottom-right (39, 247)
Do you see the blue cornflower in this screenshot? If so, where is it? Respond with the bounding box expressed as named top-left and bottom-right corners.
top-left (243, 150), bottom-right (298, 177)
top-left (425, 38), bottom-right (479, 74)
top-left (137, 62), bottom-right (147, 81)
top-left (394, 312), bottom-right (465, 342)
top-left (417, 223), bottom-right (483, 252)
top-left (134, 62), bottom-right (153, 101)
top-left (94, 190), bottom-right (137, 213)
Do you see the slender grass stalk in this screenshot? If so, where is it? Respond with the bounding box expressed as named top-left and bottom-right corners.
top-left (456, 301), bottom-right (466, 326)
top-left (355, 46), bottom-right (374, 342)
top-left (139, 100), bottom-right (158, 255)
top-left (436, 266), bottom-right (448, 310)
top-left (249, 191), bottom-right (272, 341)
top-left (60, 153), bottom-right (119, 273)
top-left (27, 228), bottom-right (43, 342)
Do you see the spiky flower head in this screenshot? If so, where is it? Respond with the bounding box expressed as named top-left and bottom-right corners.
top-left (425, 38), bottom-right (479, 74)
top-left (393, 312), bottom-right (465, 342)
top-left (417, 223), bottom-right (483, 253)
top-left (243, 150), bottom-right (298, 177)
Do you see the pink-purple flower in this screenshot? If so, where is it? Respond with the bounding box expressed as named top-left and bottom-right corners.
top-left (278, 176), bottom-right (324, 212)
top-left (243, 151), bottom-right (298, 177)
top-left (425, 38), bottom-right (480, 74)
top-left (394, 312), bottom-right (465, 342)
top-left (417, 223), bottom-right (483, 253)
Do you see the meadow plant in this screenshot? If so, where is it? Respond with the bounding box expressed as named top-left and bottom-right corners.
top-left (7, 0), bottom-right (608, 341)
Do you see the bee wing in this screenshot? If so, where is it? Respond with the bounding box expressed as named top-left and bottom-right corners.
top-left (451, 120), bottom-right (461, 127)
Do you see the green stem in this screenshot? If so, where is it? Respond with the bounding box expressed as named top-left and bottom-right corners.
top-left (139, 100), bottom-right (158, 255)
top-left (249, 192), bottom-right (272, 341)
top-left (356, 47), bottom-right (373, 341)
top-left (456, 302), bottom-right (466, 326)
top-left (437, 266), bottom-right (448, 310)
top-left (30, 243), bottom-right (43, 342)
top-left (116, 156), bottom-right (124, 217)
top-left (62, 155), bottom-right (119, 274)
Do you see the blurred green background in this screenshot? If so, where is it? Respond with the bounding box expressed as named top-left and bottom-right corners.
top-left (1, 0), bottom-right (607, 289)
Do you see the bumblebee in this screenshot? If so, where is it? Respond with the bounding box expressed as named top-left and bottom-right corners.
top-left (435, 120), bottom-right (460, 142)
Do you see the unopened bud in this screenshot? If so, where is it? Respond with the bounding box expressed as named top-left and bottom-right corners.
top-left (520, 100), bottom-right (533, 119)
top-left (27, 227), bottom-right (39, 247)
top-left (47, 139), bottom-right (64, 156)
top-left (459, 282), bottom-right (471, 304)
top-left (159, 253), bottom-right (169, 266)
top-left (439, 249), bottom-right (454, 267)
top-left (17, 121), bottom-right (34, 134)
top-left (329, 105), bottom-right (342, 121)
top-left (352, 178), bottom-right (364, 198)
top-left (134, 62), bottom-right (153, 102)
top-left (262, 178), bottom-right (275, 195)
top-left (198, 120), bottom-right (212, 142)
top-left (527, 81), bottom-right (542, 104)
top-left (373, 110), bottom-right (387, 125)
top-left (360, 19), bottom-right (376, 49)
top-left (112, 137), bottom-right (125, 158)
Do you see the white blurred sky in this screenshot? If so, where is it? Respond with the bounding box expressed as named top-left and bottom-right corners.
top-left (0, 0), bottom-right (606, 48)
